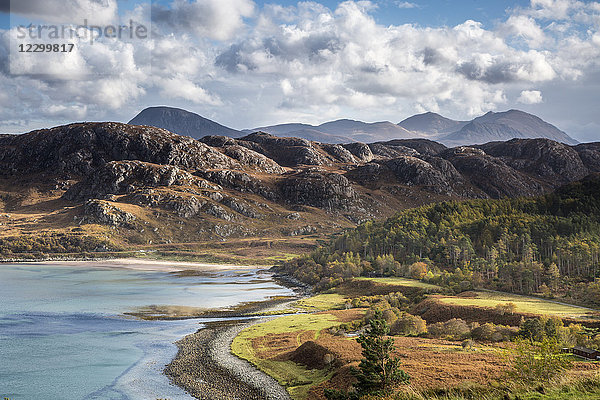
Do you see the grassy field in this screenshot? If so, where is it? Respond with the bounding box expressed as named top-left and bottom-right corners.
top-left (355, 276), bottom-right (441, 290)
top-left (438, 290), bottom-right (598, 320)
top-left (231, 313), bottom-right (342, 399)
top-left (292, 294), bottom-right (347, 311)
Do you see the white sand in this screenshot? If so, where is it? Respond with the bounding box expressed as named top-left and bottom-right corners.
top-left (19, 258), bottom-right (264, 272)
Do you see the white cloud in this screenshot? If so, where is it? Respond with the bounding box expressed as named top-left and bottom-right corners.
top-left (152, 0), bottom-right (255, 41)
top-left (501, 15), bottom-right (546, 47)
top-left (158, 76), bottom-right (222, 105)
top-left (396, 1), bottom-right (419, 9)
top-left (518, 89), bottom-right (543, 104)
top-left (0, 0), bottom-right (599, 137)
top-left (6, 0), bottom-right (119, 25)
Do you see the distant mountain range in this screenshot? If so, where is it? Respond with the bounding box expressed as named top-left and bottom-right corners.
top-left (129, 106), bottom-right (578, 146)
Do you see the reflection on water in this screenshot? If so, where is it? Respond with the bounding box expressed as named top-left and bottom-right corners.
top-left (0, 264), bottom-right (294, 400)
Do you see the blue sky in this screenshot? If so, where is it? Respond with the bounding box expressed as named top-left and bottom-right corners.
top-left (0, 0), bottom-right (599, 142)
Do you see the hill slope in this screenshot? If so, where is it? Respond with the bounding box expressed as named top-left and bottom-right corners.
top-left (0, 122), bottom-right (598, 259)
top-left (129, 106), bottom-right (242, 139)
top-left (278, 174), bottom-right (600, 304)
top-left (247, 119), bottom-right (416, 143)
top-left (398, 112), bottom-right (468, 136)
top-left (440, 110), bottom-right (578, 146)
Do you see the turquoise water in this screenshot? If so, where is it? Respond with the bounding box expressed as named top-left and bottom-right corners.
top-left (0, 264), bottom-right (294, 400)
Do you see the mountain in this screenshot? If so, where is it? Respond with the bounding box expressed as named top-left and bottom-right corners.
top-left (247, 119), bottom-right (416, 143)
top-left (129, 106), bottom-right (242, 139)
top-left (439, 109), bottom-right (578, 146)
top-left (398, 112), bottom-right (469, 136)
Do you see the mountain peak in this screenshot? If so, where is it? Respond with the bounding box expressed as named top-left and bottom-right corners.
top-left (129, 106), bottom-right (241, 139)
top-left (398, 112), bottom-right (469, 135)
top-left (440, 109), bottom-right (578, 146)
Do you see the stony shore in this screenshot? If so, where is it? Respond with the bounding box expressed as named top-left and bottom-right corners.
top-left (165, 318), bottom-right (291, 400)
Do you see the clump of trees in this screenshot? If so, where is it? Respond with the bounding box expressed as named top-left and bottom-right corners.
top-left (507, 338), bottom-right (572, 383)
top-left (278, 176), bottom-right (600, 305)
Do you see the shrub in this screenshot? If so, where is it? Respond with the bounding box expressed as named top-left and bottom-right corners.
top-left (390, 313), bottom-right (427, 336)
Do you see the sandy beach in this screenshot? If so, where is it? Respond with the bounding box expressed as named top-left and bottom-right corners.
top-left (15, 258), bottom-right (266, 272)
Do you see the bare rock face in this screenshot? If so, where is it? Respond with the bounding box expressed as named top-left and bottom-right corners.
top-left (0, 122), bottom-right (238, 177)
top-left (442, 148), bottom-right (545, 198)
top-left (279, 169), bottom-right (356, 210)
top-left (382, 139), bottom-right (447, 156)
top-left (320, 144), bottom-right (358, 164)
top-left (64, 160), bottom-right (216, 201)
top-left (479, 139), bottom-right (588, 184)
top-left (200, 135), bottom-right (286, 173)
top-left (195, 170), bottom-right (278, 200)
top-left (82, 199), bottom-right (135, 227)
top-left (345, 162), bottom-right (393, 186)
top-left (384, 156), bottom-right (450, 191)
top-left (222, 145), bottom-right (286, 173)
top-left (341, 142), bottom-right (374, 162)
top-left (129, 190), bottom-right (207, 218)
top-left (369, 143), bottom-right (420, 159)
top-left (238, 132), bottom-right (332, 167)
top-left (574, 143), bottom-right (600, 173)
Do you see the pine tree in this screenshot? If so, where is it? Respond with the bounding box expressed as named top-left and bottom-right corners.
top-left (353, 310), bottom-right (410, 395)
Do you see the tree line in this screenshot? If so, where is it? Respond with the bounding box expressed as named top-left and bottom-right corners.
top-left (279, 175), bottom-right (600, 305)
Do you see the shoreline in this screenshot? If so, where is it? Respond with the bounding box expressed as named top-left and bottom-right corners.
top-left (0, 257), bottom-right (268, 272)
top-left (165, 293), bottom-right (302, 400)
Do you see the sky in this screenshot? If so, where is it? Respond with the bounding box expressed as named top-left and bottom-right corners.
top-left (0, 0), bottom-right (599, 142)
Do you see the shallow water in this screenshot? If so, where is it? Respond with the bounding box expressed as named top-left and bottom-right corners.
top-left (0, 264), bottom-right (295, 400)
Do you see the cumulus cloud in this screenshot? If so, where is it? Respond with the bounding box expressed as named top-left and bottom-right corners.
top-left (518, 89), bottom-right (543, 104)
top-left (0, 0), bottom-right (599, 136)
top-left (157, 76), bottom-right (222, 105)
top-left (2, 0), bottom-right (119, 25)
top-left (152, 0), bottom-right (255, 41)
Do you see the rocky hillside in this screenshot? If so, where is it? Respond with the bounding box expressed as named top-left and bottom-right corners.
top-left (0, 122), bottom-right (598, 256)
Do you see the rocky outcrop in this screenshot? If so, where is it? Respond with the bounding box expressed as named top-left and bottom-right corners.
top-left (195, 170), bottom-right (277, 200)
top-left (479, 139), bottom-right (588, 184)
top-left (128, 190), bottom-right (207, 218)
top-left (279, 169), bottom-right (356, 210)
top-left (382, 139), bottom-right (447, 156)
top-left (82, 199), bottom-right (135, 227)
top-left (442, 147), bottom-right (545, 198)
top-left (239, 132), bottom-right (332, 167)
top-left (574, 143), bottom-right (600, 173)
top-left (341, 142), bottom-right (374, 162)
top-left (384, 156), bottom-right (453, 193)
top-left (0, 122), bottom-right (238, 177)
top-left (368, 143), bottom-right (419, 159)
top-left (200, 135), bottom-right (286, 173)
top-left (222, 145), bottom-right (286, 173)
top-left (64, 160), bottom-right (218, 201)
top-left (320, 144), bottom-right (358, 164)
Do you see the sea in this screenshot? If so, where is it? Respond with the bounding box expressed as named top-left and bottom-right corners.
top-left (0, 263), bottom-right (295, 400)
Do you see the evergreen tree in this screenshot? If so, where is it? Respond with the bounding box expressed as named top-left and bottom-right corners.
top-left (353, 310), bottom-right (410, 395)
top-left (324, 310), bottom-right (410, 400)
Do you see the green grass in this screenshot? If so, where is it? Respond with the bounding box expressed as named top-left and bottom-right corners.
top-left (231, 313), bottom-right (342, 399)
top-left (438, 291), bottom-right (598, 319)
top-left (355, 276), bottom-right (441, 290)
top-left (293, 293), bottom-right (347, 311)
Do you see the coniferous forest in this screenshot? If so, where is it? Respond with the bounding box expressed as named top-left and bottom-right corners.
top-left (280, 174), bottom-right (600, 306)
